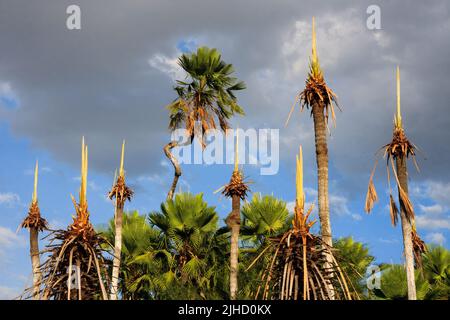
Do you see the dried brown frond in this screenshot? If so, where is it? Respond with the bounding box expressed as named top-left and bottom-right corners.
top-left (39, 226), bottom-right (110, 300)
top-left (411, 230), bottom-right (427, 269)
top-left (397, 184), bottom-right (415, 222)
top-left (222, 170), bottom-right (250, 200)
top-left (21, 201), bottom-right (48, 232)
top-left (384, 127), bottom-right (417, 161)
top-left (250, 204), bottom-right (353, 300)
top-left (389, 194), bottom-right (399, 226)
top-left (364, 164), bottom-right (378, 213)
top-left (108, 175), bottom-right (134, 206)
top-left (298, 73), bottom-right (339, 126)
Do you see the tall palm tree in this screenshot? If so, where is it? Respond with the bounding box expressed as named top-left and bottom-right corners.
top-left (21, 161), bottom-right (48, 299)
top-left (285, 17), bottom-right (338, 250)
top-left (285, 17), bottom-right (338, 298)
top-left (164, 46), bottom-right (246, 200)
top-left (220, 133), bottom-right (249, 299)
top-left (108, 141), bottom-right (133, 300)
top-left (250, 146), bottom-right (352, 300)
top-left (365, 67), bottom-right (425, 300)
top-left (101, 211), bottom-right (163, 300)
top-left (41, 137), bottom-right (109, 300)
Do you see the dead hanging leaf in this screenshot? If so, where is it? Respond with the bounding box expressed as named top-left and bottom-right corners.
top-left (389, 157), bottom-right (415, 222)
top-left (398, 185), bottom-right (415, 221)
top-left (389, 194), bottom-right (399, 226)
top-left (411, 230), bottom-right (427, 269)
top-left (364, 163), bottom-right (378, 213)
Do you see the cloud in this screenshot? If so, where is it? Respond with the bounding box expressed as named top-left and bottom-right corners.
top-left (0, 193), bottom-right (21, 207)
top-left (0, 226), bottom-right (26, 258)
top-left (287, 188), bottom-right (361, 221)
top-left (0, 286), bottom-right (19, 300)
top-left (419, 204), bottom-right (445, 215)
top-left (425, 232), bottom-right (446, 245)
top-left (416, 215), bottom-right (450, 230)
top-left (0, 82), bottom-right (19, 109)
top-left (148, 53), bottom-right (186, 81)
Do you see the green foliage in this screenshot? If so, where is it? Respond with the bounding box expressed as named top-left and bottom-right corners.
top-left (99, 195), bottom-right (449, 300)
top-left (371, 246), bottom-right (450, 300)
top-left (241, 193), bottom-right (290, 242)
top-left (148, 193), bottom-right (228, 299)
top-left (334, 237), bottom-right (375, 298)
top-left (167, 46), bottom-right (246, 141)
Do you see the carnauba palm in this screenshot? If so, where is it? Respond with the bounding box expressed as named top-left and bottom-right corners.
top-left (365, 67), bottom-right (425, 300)
top-left (164, 46), bottom-right (246, 200)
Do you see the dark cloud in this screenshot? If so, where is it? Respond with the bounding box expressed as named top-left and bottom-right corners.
top-left (0, 0), bottom-right (449, 194)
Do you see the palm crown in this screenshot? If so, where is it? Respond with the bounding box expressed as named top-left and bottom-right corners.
top-left (167, 46), bottom-right (246, 145)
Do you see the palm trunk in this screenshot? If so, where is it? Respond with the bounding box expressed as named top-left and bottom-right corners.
top-left (228, 195), bottom-right (240, 300)
top-left (311, 101), bottom-right (334, 299)
top-left (311, 102), bottom-right (332, 246)
top-left (164, 141), bottom-right (181, 200)
top-left (110, 203), bottom-right (124, 300)
top-left (396, 156), bottom-right (417, 300)
top-left (30, 227), bottom-right (41, 300)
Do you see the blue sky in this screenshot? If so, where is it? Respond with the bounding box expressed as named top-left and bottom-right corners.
top-left (1, 0), bottom-right (449, 299)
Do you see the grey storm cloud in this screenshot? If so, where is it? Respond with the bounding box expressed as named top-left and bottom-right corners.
top-left (0, 0), bottom-right (449, 194)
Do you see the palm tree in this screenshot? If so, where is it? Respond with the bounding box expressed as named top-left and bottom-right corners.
top-left (285, 17), bottom-right (339, 299)
top-left (285, 17), bottom-right (338, 249)
top-left (334, 237), bottom-right (374, 298)
top-left (421, 246), bottom-right (450, 299)
top-left (41, 137), bottom-right (109, 300)
top-left (372, 264), bottom-right (430, 300)
top-left (21, 161), bottom-right (48, 299)
top-left (164, 46), bottom-right (246, 200)
top-left (101, 211), bottom-right (163, 300)
top-left (365, 67), bottom-right (425, 300)
top-left (108, 141), bottom-right (133, 300)
top-left (241, 193), bottom-right (290, 242)
top-left (149, 192), bottom-right (225, 299)
top-left (220, 133), bottom-right (249, 299)
top-left (250, 146), bottom-right (352, 300)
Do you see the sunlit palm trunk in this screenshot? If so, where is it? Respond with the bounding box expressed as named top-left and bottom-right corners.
top-left (396, 156), bottom-right (417, 300)
top-left (30, 227), bottom-right (41, 300)
top-left (164, 141), bottom-right (181, 200)
top-left (228, 195), bottom-right (240, 300)
top-left (311, 102), bottom-right (332, 246)
top-left (311, 101), bottom-right (335, 299)
top-left (110, 203), bottom-right (124, 300)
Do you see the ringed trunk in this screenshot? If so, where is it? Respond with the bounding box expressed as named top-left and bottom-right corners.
top-left (396, 156), bottom-right (417, 300)
top-left (311, 102), bottom-right (332, 246)
top-left (228, 195), bottom-right (241, 300)
top-left (110, 203), bottom-right (124, 300)
top-left (164, 141), bottom-right (181, 200)
top-left (311, 101), bottom-right (334, 299)
top-left (29, 227), bottom-right (41, 300)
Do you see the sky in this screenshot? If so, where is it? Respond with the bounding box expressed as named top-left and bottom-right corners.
top-left (1, 0), bottom-right (450, 299)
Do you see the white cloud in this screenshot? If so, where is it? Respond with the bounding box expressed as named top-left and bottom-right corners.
top-left (0, 286), bottom-right (19, 300)
top-left (424, 181), bottom-right (450, 207)
top-left (416, 215), bottom-right (450, 230)
top-left (425, 232), bottom-right (446, 245)
top-left (0, 193), bottom-right (21, 207)
top-left (148, 53), bottom-right (186, 81)
top-left (281, 9), bottom-right (374, 79)
top-left (0, 226), bottom-right (26, 258)
top-left (287, 188), bottom-right (360, 221)
top-left (419, 204), bottom-right (444, 215)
